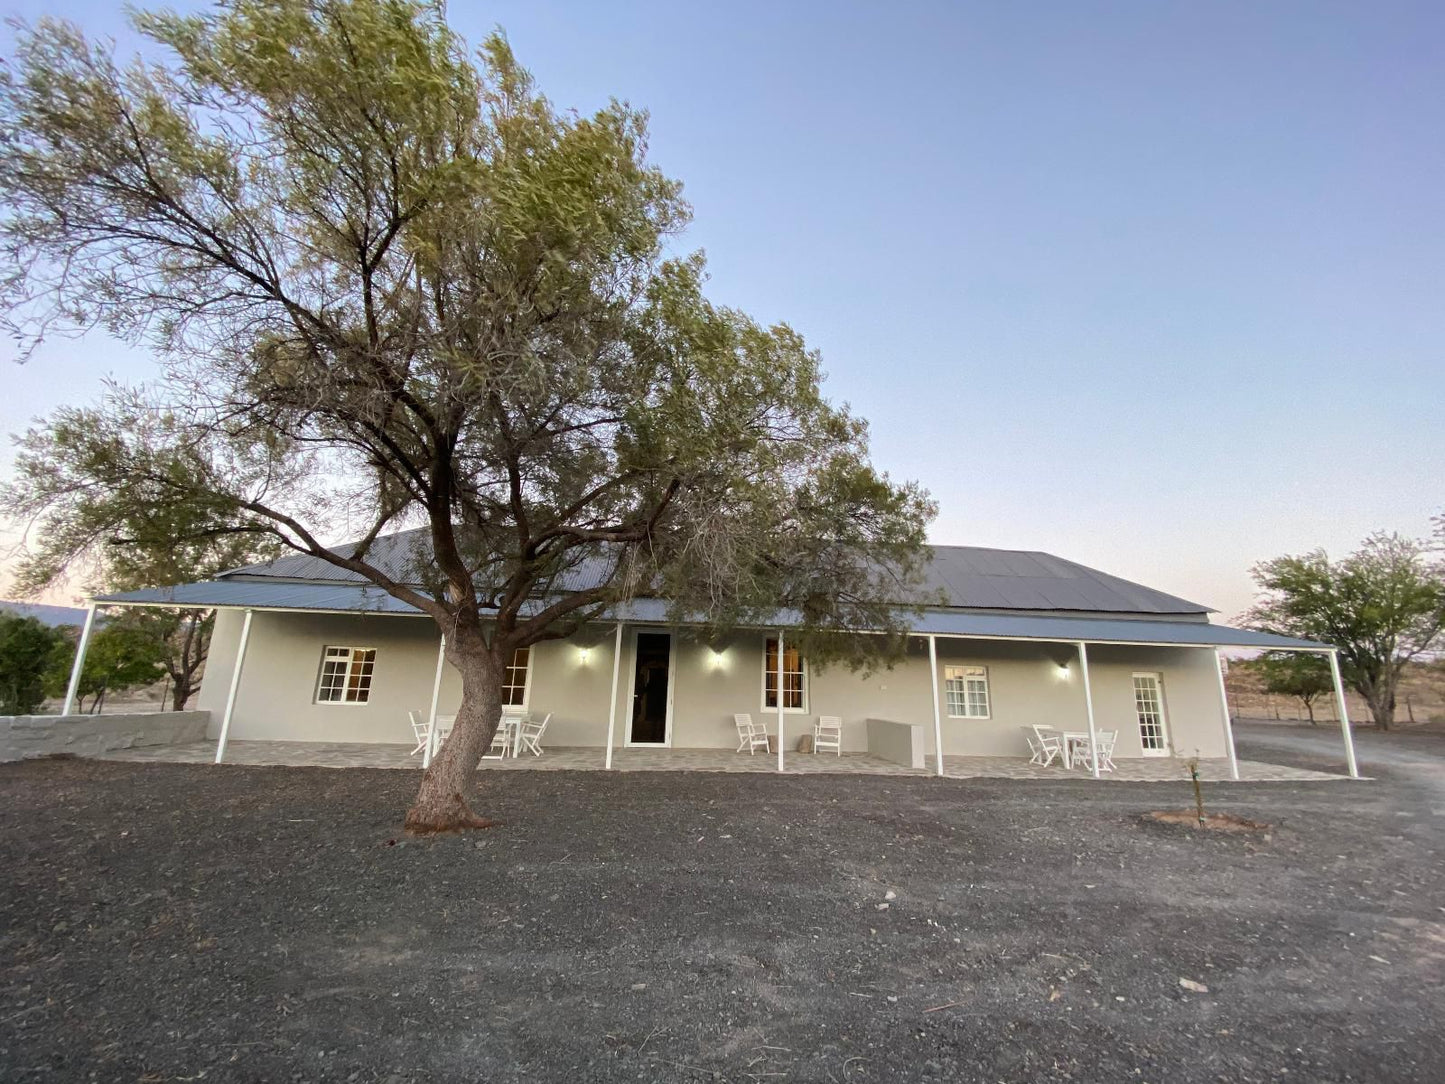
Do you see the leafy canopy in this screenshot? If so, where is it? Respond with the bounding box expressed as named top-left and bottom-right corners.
top-left (0, 613), bottom-right (65, 714)
top-left (0, 0), bottom-right (935, 669)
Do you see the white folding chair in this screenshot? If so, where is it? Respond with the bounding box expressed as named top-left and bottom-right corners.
top-left (481, 716), bottom-right (511, 759)
top-left (813, 716), bottom-right (843, 755)
top-left (1025, 725), bottom-right (1063, 768)
top-left (518, 713), bottom-right (551, 756)
top-left (734, 713), bottom-right (769, 755)
top-left (1079, 729), bottom-right (1118, 773)
top-left (407, 710), bottom-right (430, 756)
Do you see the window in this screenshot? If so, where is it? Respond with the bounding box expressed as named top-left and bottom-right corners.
top-left (316, 646), bottom-right (376, 704)
top-left (1132, 673), bottom-right (1170, 754)
top-left (944, 665), bottom-right (990, 718)
top-left (502, 646), bottom-right (531, 707)
top-left (763, 637), bottom-right (807, 711)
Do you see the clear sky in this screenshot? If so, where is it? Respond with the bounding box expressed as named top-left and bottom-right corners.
top-left (1, 1), bottom-right (1441, 618)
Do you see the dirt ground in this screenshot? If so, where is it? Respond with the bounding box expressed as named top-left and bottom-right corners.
top-left (2, 730), bottom-right (1443, 1083)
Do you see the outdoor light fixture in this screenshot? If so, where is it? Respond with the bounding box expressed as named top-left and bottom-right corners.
top-left (578, 647), bottom-right (591, 665)
top-left (710, 648), bottom-right (726, 669)
top-left (1055, 662), bottom-right (1071, 679)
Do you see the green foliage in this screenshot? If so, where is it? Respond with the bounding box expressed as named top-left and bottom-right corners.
top-left (1246, 533), bottom-right (1445, 728)
top-left (1239, 651), bottom-right (1333, 722)
top-left (0, 613), bottom-right (66, 714)
top-left (45, 618), bottom-right (168, 713)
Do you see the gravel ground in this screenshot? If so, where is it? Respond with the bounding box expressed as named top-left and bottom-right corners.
top-left (2, 741), bottom-right (1442, 1083)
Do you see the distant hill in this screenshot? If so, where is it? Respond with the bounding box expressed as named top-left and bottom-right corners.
top-left (0, 601), bottom-right (88, 629)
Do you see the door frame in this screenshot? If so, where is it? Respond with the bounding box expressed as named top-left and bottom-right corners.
top-left (624, 627), bottom-right (676, 747)
top-left (1131, 671), bottom-right (1171, 756)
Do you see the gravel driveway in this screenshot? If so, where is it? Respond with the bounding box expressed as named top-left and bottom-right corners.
top-left (2, 752), bottom-right (1442, 1083)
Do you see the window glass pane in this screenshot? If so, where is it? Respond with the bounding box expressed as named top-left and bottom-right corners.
top-left (318, 647), bottom-right (374, 704)
top-left (763, 638), bottom-right (805, 709)
top-left (944, 665), bottom-right (988, 717)
top-left (502, 646), bottom-right (529, 706)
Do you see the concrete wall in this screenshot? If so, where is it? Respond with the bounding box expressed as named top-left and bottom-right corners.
top-left (865, 718), bottom-right (927, 768)
top-left (198, 610), bottom-right (1230, 759)
top-left (0, 710), bottom-right (209, 762)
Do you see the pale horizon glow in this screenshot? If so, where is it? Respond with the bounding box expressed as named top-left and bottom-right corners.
top-left (1, 1), bottom-right (1441, 622)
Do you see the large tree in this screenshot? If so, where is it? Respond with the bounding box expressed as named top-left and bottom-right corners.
top-left (1245, 533), bottom-right (1445, 729)
top-left (0, 0), bottom-right (934, 830)
top-left (2, 407), bottom-right (281, 709)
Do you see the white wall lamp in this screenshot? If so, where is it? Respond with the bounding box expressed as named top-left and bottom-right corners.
top-left (577, 646), bottom-right (591, 666)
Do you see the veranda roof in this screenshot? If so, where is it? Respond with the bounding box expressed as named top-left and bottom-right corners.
top-left (96, 580), bottom-right (1328, 652)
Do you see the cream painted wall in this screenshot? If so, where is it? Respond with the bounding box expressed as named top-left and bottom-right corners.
top-left (197, 611), bottom-right (1231, 759)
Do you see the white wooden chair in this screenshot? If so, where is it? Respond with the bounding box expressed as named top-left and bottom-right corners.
top-left (813, 716), bottom-right (843, 755)
top-left (1024, 725), bottom-right (1063, 768)
top-left (518, 712), bottom-right (552, 756)
top-left (734, 713), bottom-right (769, 754)
top-left (482, 717), bottom-right (512, 759)
top-left (1078, 729), bottom-right (1118, 773)
top-left (407, 710), bottom-right (430, 756)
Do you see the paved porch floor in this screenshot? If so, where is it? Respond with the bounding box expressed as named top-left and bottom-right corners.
top-left (97, 740), bottom-right (1344, 781)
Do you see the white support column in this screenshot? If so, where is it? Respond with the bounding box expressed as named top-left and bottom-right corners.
top-left (1077, 641), bottom-right (1101, 780)
top-left (422, 634), bottom-right (446, 769)
top-left (604, 622), bottom-right (623, 770)
top-left (1328, 650), bottom-right (1361, 779)
top-left (776, 629), bottom-right (786, 773)
top-left (60, 603), bottom-right (98, 717)
top-left (1213, 650), bottom-right (1241, 781)
top-left (215, 609), bottom-right (254, 765)
top-left (927, 634), bottom-right (945, 776)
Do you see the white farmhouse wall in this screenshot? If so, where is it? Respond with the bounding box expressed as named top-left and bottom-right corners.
top-left (197, 610), bottom-right (1229, 759)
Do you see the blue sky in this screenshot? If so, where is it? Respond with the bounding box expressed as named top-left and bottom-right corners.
top-left (1, 1), bottom-right (1441, 617)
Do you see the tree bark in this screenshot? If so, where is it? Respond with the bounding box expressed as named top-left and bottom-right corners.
top-left (1367, 691), bottom-right (1395, 730)
top-left (170, 673), bottom-right (193, 711)
top-left (404, 637), bottom-right (505, 833)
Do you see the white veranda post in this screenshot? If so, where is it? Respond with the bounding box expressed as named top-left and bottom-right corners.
top-left (927, 635), bottom-right (945, 776)
top-left (1328, 650), bottom-right (1361, 779)
top-left (604, 622), bottom-right (623, 770)
top-left (776, 629), bottom-right (786, 773)
top-left (1213, 650), bottom-right (1241, 781)
top-left (60, 602), bottom-right (99, 717)
top-left (1076, 641), bottom-right (1101, 780)
top-left (215, 608), bottom-right (254, 765)
top-left (422, 635), bottom-right (446, 769)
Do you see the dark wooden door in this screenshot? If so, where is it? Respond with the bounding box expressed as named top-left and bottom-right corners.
top-left (630, 632), bottom-right (671, 744)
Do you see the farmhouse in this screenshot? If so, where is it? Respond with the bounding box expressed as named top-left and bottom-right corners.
top-left (84, 530), bottom-right (1353, 776)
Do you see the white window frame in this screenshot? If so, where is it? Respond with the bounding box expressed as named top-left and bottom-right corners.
top-left (943, 664), bottom-right (991, 719)
top-left (760, 635), bottom-right (809, 714)
top-left (1132, 672), bottom-right (1171, 756)
top-left (501, 645), bottom-right (533, 710)
top-left (314, 646), bottom-right (377, 705)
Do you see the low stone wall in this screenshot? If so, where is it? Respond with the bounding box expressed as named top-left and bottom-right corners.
top-left (0, 711), bottom-right (209, 763)
top-left (865, 717), bottom-right (926, 769)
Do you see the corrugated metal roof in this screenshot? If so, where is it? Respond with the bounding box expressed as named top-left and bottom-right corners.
top-left (218, 529), bottom-right (1210, 615)
top-left (95, 581), bottom-right (1325, 651)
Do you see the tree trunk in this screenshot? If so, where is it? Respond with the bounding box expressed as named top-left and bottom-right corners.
top-left (1304, 699), bottom-right (1316, 725)
top-left (170, 673), bottom-right (193, 711)
top-left (404, 640), bottom-right (505, 833)
top-left (1368, 692), bottom-right (1395, 730)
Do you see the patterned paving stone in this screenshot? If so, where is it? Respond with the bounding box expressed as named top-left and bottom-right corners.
top-left (95, 740), bottom-right (1344, 782)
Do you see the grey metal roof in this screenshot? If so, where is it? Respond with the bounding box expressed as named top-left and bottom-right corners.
top-left (95, 581), bottom-right (1325, 651)
top-left (217, 529), bottom-right (1210, 615)
top-left (916, 545), bottom-right (1209, 614)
